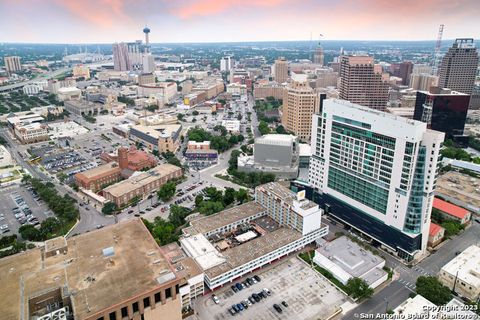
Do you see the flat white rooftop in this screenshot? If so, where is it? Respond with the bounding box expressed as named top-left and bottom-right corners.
top-left (441, 245), bottom-right (480, 288)
top-left (180, 233), bottom-right (226, 271)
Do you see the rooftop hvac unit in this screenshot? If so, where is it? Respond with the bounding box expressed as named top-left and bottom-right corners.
top-left (37, 307), bottom-right (69, 320)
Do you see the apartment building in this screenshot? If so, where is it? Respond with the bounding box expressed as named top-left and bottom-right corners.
top-left (308, 99), bottom-right (444, 260)
top-left (103, 164), bottom-right (182, 207)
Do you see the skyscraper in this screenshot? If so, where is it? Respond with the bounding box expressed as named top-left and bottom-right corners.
top-left (112, 43), bottom-right (131, 71)
top-left (308, 99), bottom-right (444, 260)
top-left (281, 73), bottom-right (322, 142)
top-left (313, 44), bottom-right (324, 66)
top-left (438, 38), bottom-right (479, 95)
top-left (4, 56), bottom-right (22, 74)
top-left (274, 57), bottom-right (288, 83)
top-left (339, 56), bottom-right (389, 110)
top-left (413, 87), bottom-right (470, 140)
top-left (398, 61), bottom-right (413, 86)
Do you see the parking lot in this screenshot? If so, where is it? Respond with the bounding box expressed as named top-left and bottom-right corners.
top-left (0, 185), bottom-right (52, 237)
top-left (194, 256), bottom-right (348, 320)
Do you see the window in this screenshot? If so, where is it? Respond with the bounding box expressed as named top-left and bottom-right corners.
top-left (154, 292), bottom-right (161, 303)
top-left (175, 284), bottom-right (180, 294)
top-left (97, 317), bottom-right (104, 320)
top-left (166, 287), bottom-right (172, 299)
top-left (133, 302), bottom-right (139, 313)
top-left (143, 297), bottom-right (150, 308)
top-left (121, 307), bottom-right (128, 318)
top-left (109, 313), bottom-right (116, 320)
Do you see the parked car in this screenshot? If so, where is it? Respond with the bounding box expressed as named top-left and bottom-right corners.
top-left (263, 288), bottom-right (271, 296)
top-left (231, 285), bottom-right (239, 293)
top-left (212, 295), bottom-right (220, 304)
top-left (236, 303), bottom-right (244, 311)
top-left (273, 304), bottom-right (283, 313)
top-left (248, 296), bottom-right (256, 304)
top-left (254, 275), bottom-right (261, 282)
top-left (232, 304), bottom-right (239, 312)
top-left (241, 301), bottom-right (248, 309)
top-left (228, 308), bottom-right (236, 316)
top-left (282, 301), bottom-right (288, 307)
top-left (235, 283), bottom-right (243, 291)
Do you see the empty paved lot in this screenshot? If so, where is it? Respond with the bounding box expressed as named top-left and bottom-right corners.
top-left (194, 256), bottom-right (348, 320)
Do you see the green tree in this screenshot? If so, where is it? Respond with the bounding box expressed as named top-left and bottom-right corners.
top-left (157, 181), bottom-right (176, 202)
top-left (223, 188), bottom-right (236, 206)
top-left (102, 202), bottom-right (118, 215)
top-left (195, 195), bottom-right (204, 207)
top-left (19, 224), bottom-right (41, 241)
top-left (276, 125), bottom-right (287, 134)
top-left (168, 205), bottom-right (189, 227)
top-left (192, 110), bottom-right (199, 116)
top-left (162, 152), bottom-right (182, 167)
top-left (345, 278), bottom-right (374, 300)
top-left (177, 114), bottom-right (184, 121)
top-left (198, 201), bottom-right (224, 216)
top-left (415, 276), bottom-right (452, 305)
top-left (235, 188), bottom-right (250, 204)
top-left (441, 220), bottom-right (463, 238)
top-left (258, 120), bottom-right (270, 135)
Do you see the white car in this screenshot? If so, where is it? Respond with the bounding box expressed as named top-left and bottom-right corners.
top-left (212, 295), bottom-right (220, 304)
top-left (0, 224), bottom-right (8, 230)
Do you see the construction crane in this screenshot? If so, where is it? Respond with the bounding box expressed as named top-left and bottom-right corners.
top-left (432, 24), bottom-right (444, 75)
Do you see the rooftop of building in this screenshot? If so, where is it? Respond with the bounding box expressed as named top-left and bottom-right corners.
top-left (316, 237), bottom-right (387, 285)
top-left (160, 243), bottom-right (203, 281)
top-left (0, 219), bottom-right (178, 320)
top-left (185, 149), bottom-right (218, 155)
top-left (184, 202), bottom-right (266, 235)
top-left (76, 162), bottom-right (120, 180)
top-left (130, 124), bottom-right (182, 139)
top-left (16, 122), bottom-right (48, 130)
top-left (325, 99), bottom-right (429, 127)
top-left (206, 227), bottom-right (302, 279)
top-left (419, 87), bottom-right (470, 96)
top-left (57, 86), bottom-right (81, 93)
top-left (299, 143), bottom-right (312, 157)
top-left (103, 163), bottom-right (181, 197)
top-left (394, 295), bottom-right (435, 317)
top-left (433, 197), bottom-right (470, 219)
top-left (255, 134), bottom-right (297, 146)
top-left (429, 222), bottom-right (444, 236)
top-left (256, 182), bottom-right (318, 212)
top-left (441, 245), bottom-right (480, 287)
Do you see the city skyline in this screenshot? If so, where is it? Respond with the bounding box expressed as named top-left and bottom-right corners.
top-left (1, 0), bottom-right (479, 44)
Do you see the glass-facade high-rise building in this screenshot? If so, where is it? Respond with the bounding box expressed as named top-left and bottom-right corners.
top-left (413, 87), bottom-right (470, 140)
top-left (308, 99), bottom-right (444, 261)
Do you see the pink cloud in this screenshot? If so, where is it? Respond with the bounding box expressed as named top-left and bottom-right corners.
top-left (53, 0), bottom-right (131, 28)
top-left (173, 0), bottom-right (284, 19)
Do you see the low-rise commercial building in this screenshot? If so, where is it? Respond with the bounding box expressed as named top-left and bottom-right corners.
top-left (253, 81), bottom-right (286, 100)
top-left (64, 99), bottom-right (103, 116)
top-left (181, 182), bottom-right (328, 290)
top-left (238, 134), bottom-right (299, 179)
top-left (439, 245), bottom-right (480, 301)
top-left (75, 162), bottom-right (122, 192)
top-left (395, 295), bottom-right (478, 319)
top-left (433, 197), bottom-right (471, 225)
top-left (428, 222), bottom-right (445, 248)
top-left (103, 163), bottom-right (182, 207)
top-left (129, 124), bottom-right (182, 153)
top-left (14, 122), bottom-right (49, 144)
top-left (314, 236), bottom-right (387, 289)
top-left (0, 145), bottom-right (14, 167)
top-left (221, 120), bottom-right (240, 133)
top-left (0, 219), bottom-right (184, 320)
top-left (57, 87), bottom-right (82, 101)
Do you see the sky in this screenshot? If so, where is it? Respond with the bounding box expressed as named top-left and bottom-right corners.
top-left (0, 0), bottom-right (479, 44)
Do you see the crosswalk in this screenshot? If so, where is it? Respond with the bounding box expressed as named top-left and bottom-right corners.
top-left (398, 278), bottom-right (416, 290)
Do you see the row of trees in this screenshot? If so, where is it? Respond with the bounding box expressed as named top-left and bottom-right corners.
top-left (187, 127), bottom-right (244, 153)
top-left (441, 139), bottom-right (480, 163)
top-left (226, 150), bottom-right (275, 187)
top-left (194, 186), bottom-right (250, 216)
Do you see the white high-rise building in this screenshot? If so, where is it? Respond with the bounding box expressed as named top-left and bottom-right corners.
top-left (142, 54), bottom-right (155, 73)
top-left (220, 56), bottom-right (234, 72)
top-left (308, 99), bottom-right (444, 261)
